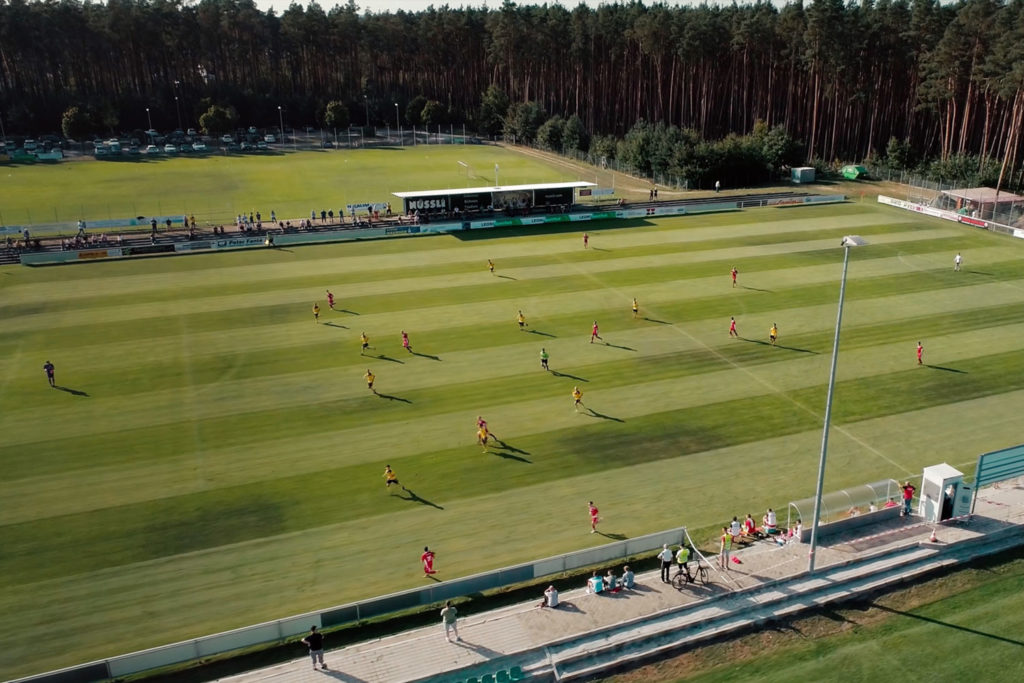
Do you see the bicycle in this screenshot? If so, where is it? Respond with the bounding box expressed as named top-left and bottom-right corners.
top-left (671, 561), bottom-right (708, 590)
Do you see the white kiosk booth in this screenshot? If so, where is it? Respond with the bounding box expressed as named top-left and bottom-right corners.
top-left (920, 463), bottom-right (973, 523)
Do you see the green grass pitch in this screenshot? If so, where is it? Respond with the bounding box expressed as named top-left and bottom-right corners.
top-left (2, 174), bottom-right (1024, 678)
top-left (0, 145), bottom-right (583, 229)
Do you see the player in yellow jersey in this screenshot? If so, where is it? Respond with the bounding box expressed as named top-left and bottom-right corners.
top-left (477, 426), bottom-right (490, 452)
top-left (573, 386), bottom-right (584, 412)
top-left (383, 465), bottom-right (406, 492)
top-left (488, 259), bottom-right (495, 274)
top-left (360, 332), bottom-right (369, 354)
top-left (517, 310), bottom-right (527, 330)
top-left (769, 323), bottom-right (778, 346)
top-left (365, 369), bottom-right (376, 393)
top-left (632, 298), bottom-right (639, 318)
top-left (312, 302), bottom-right (320, 323)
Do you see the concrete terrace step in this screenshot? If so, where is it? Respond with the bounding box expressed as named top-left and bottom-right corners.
top-left (551, 527), bottom-right (1024, 681)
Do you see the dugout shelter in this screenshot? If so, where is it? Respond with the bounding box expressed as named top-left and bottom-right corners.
top-left (938, 186), bottom-right (1024, 220)
top-left (393, 181), bottom-right (595, 217)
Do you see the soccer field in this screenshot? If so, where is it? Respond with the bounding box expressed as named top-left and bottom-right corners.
top-left (2, 199), bottom-right (1024, 678)
top-left (0, 145), bottom-right (585, 229)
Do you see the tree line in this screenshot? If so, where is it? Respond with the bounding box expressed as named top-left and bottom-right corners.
top-left (1, 0), bottom-right (1022, 190)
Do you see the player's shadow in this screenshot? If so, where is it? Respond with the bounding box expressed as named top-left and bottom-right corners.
top-left (528, 329), bottom-right (556, 337)
top-left (55, 385), bottom-right (89, 397)
top-left (376, 354), bottom-right (405, 364)
top-left (742, 285), bottom-right (773, 293)
top-left (493, 439), bottom-right (530, 456)
top-left (597, 531), bottom-right (628, 540)
top-left (741, 338), bottom-right (817, 354)
top-left (587, 408), bottom-right (624, 422)
top-left (411, 351), bottom-right (442, 361)
top-left (377, 392), bottom-right (412, 403)
top-left (643, 317), bottom-right (670, 324)
top-left (399, 488), bottom-right (444, 510)
top-left (324, 321), bottom-right (348, 329)
top-left (489, 448), bottom-right (532, 464)
top-left (589, 246), bottom-right (610, 252)
top-left (926, 364), bottom-right (968, 374)
top-left (604, 342), bottom-right (636, 352)
top-left (496, 274), bottom-right (518, 280)
top-left (424, 574), bottom-right (441, 582)
top-left (339, 309), bottom-right (359, 315)
top-left (551, 370), bottom-right (588, 382)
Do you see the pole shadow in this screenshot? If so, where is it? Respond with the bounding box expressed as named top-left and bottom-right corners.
top-left (740, 338), bottom-right (816, 354)
top-left (377, 393), bottom-right (412, 403)
top-left (588, 408), bottom-right (624, 422)
top-left (741, 285), bottom-right (773, 292)
top-left (873, 604), bottom-right (1024, 646)
top-left (643, 317), bottom-right (670, 324)
top-left (527, 329), bottom-right (556, 338)
top-left (551, 371), bottom-right (588, 382)
top-left (399, 488), bottom-right (444, 510)
top-left (603, 342), bottom-right (636, 351)
top-left (376, 355), bottom-right (405, 364)
top-left (496, 274), bottom-right (518, 280)
top-left (55, 385), bottom-right (89, 397)
top-left (411, 351), bottom-right (442, 361)
top-left (926, 364), bottom-right (967, 374)
top-left (324, 321), bottom-right (348, 329)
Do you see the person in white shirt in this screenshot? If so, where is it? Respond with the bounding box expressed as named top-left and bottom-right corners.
top-left (658, 544), bottom-right (674, 582)
top-left (954, 252), bottom-right (962, 271)
top-left (539, 585), bottom-right (559, 608)
top-left (730, 516), bottom-right (741, 537)
top-left (764, 508), bottom-right (778, 532)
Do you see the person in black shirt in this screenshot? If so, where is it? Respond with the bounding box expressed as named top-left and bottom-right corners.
top-left (43, 361), bottom-right (55, 387)
top-left (301, 625), bottom-right (326, 670)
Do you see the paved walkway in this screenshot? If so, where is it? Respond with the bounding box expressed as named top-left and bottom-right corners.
top-left (214, 479), bottom-right (1024, 683)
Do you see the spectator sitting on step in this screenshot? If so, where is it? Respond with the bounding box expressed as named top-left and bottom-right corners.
top-left (586, 571), bottom-right (604, 595)
top-left (743, 513), bottom-right (757, 537)
top-left (869, 502), bottom-right (878, 513)
top-left (621, 565), bottom-right (635, 589)
top-left (605, 569), bottom-right (619, 593)
top-left (763, 508), bottom-right (778, 533)
top-left (847, 506), bottom-right (861, 517)
top-left (884, 498), bottom-right (900, 509)
top-left (730, 516), bottom-right (742, 538)
top-left (538, 585), bottom-right (559, 608)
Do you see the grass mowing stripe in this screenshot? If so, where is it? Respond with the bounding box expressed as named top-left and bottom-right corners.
top-left (3, 345), bottom-right (1022, 587)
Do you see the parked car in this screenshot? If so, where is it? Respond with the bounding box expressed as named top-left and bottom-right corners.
top-left (321, 140), bottom-right (334, 148)
top-left (264, 134), bottom-right (276, 143)
top-left (247, 126), bottom-right (258, 134)
top-left (144, 144), bottom-right (159, 154)
top-left (94, 145), bottom-right (109, 157)
top-left (240, 141), bottom-right (253, 151)
top-left (220, 134), bottom-right (233, 144)
top-left (186, 128), bottom-right (197, 137)
top-left (23, 138), bottom-right (38, 151)
top-left (257, 141), bottom-right (268, 150)
top-left (192, 142), bottom-right (207, 152)
top-left (145, 129), bottom-right (159, 138)
top-left (163, 143), bottom-right (177, 153)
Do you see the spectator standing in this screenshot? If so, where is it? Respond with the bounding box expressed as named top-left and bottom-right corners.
top-left (440, 601), bottom-right (460, 642)
top-left (301, 626), bottom-right (326, 670)
top-left (676, 544), bottom-right (691, 581)
top-left (715, 180), bottom-right (721, 193)
top-left (658, 543), bottom-right (673, 583)
top-left (902, 481), bottom-right (916, 516)
top-left (719, 527), bottom-right (732, 570)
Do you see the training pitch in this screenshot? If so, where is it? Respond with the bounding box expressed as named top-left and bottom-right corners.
top-left (3, 170), bottom-right (1024, 678)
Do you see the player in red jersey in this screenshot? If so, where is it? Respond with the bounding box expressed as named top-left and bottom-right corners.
top-left (421, 546), bottom-right (437, 575)
top-left (326, 290), bottom-right (335, 310)
top-left (583, 232), bottom-right (589, 249)
top-left (729, 316), bottom-right (738, 338)
top-left (731, 267), bottom-right (738, 288)
top-left (590, 321), bottom-right (602, 343)
top-left (402, 331), bottom-right (412, 353)
top-left (917, 341), bottom-right (923, 365)
top-left (588, 501), bottom-right (600, 533)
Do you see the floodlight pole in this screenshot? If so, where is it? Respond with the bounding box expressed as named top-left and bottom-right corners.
top-left (808, 236), bottom-right (862, 573)
top-left (174, 96), bottom-right (182, 130)
top-left (277, 106), bottom-right (284, 140)
top-left (146, 107), bottom-right (152, 131)
top-left (495, 163), bottom-right (499, 187)
top-left (394, 103), bottom-right (400, 145)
